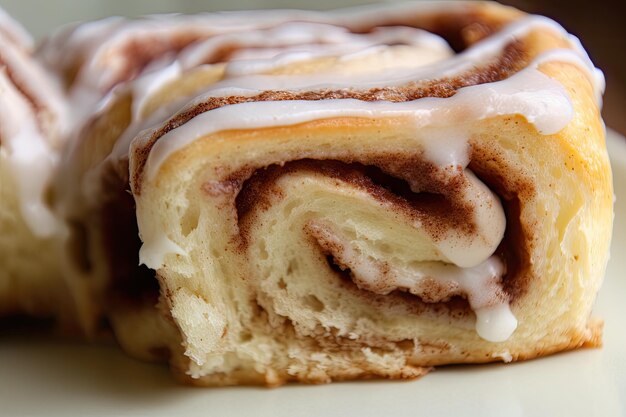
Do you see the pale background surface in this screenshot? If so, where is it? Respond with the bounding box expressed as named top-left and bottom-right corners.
top-left (2, 0), bottom-right (380, 39)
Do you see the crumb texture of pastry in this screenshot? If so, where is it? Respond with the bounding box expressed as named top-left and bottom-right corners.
top-left (0, 1), bottom-right (612, 386)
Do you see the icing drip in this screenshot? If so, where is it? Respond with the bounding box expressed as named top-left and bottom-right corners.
top-left (35, 5), bottom-right (603, 127)
top-left (144, 52), bottom-right (575, 180)
top-left (309, 223), bottom-right (516, 342)
top-left (0, 25), bottom-right (68, 237)
top-left (178, 22), bottom-right (452, 75)
top-left (128, 24), bottom-right (452, 122)
top-left (0, 70), bottom-right (59, 237)
top-left (138, 234), bottom-right (187, 271)
top-left (131, 60), bottom-right (182, 121)
top-left (160, 16), bottom-right (601, 101)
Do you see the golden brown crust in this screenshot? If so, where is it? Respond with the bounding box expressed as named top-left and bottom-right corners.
top-left (131, 40), bottom-right (529, 193)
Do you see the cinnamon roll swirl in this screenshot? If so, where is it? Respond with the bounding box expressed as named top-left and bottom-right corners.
top-left (40, 1), bottom-right (611, 385)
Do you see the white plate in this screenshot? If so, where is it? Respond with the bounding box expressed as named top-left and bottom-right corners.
top-left (2, 130), bottom-right (625, 417)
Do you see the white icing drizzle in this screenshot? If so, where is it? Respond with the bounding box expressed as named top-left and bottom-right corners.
top-left (99, 14), bottom-right (596, 186)
top-left (127, 24), bottom-right (452, 122)
top-left (0, 69), bottom-right (59, 237)
top-left (34, 1), bottom-right (603, 120)
top-left (178, 22), bottom-right (452, 75)
top-left (144, 53), bottom-right (575, 180)
top-left (430, 170), bottom-right (506, 268)
top-left (36, 17), bottom-right (127, 126)
top-left (36, 6), bottom-right (602, 144)
top-left (38, 13), bottom-right (292, 115)
top-left (165, 16), bottom-right (600, 100)
top-left (138, 233), bottom-right (187, 271)
top-left (0, 19), bottom-right (69, 237)
top-left (88, 14), bottom-right (599, 204)
top-left (310, 223), bottom-right (516, 342)
top-left (131, 60), bottom-right (182, 121)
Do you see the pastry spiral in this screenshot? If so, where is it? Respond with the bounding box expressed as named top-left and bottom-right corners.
top-left (9, 1), bottom-right (611, 386)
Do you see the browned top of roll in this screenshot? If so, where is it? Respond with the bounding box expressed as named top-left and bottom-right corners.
top-left (131, 39), bottom-right (528, 193)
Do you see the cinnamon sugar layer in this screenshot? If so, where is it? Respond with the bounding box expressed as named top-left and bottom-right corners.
top-left (131, 40), bottom-right (527, 191)
top-left (236, 159), bottom-right (477, 244)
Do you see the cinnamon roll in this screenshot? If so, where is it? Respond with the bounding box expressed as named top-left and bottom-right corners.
top-left (38, 1), bottom-right (612, 385)
top-left (0, 7), bottom-right (73, 322)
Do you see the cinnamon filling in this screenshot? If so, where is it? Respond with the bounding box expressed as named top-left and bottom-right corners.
top-left (236, 159), bottom-right (477, 242)
top-left (111, 32), bottom-right (210, 91)
top-left (72, 5), bottom-right (512, 94)
top-left (468, 146), bottom-right (535, 300)
top-left (345, 9), bottom-right (506, 51)
top-left (232, 158), bottom-right (527, 312)
top-left (0, 54), bottom-right (46, 132)
top-left (325, 253), bottom-right (473, 317)
top-left (131, 40), bottom-right (528, 193)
